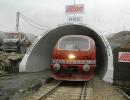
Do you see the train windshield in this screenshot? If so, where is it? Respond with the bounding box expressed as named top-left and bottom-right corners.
top-left (59, 36), bottom-right (89, 51)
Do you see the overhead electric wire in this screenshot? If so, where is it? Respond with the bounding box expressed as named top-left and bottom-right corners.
top-left (21, 15), bottom-right (48, 30)
top-left (19, 12), bottom-right (51, 30)
top-left (20, 14), bottom-right (51, 28)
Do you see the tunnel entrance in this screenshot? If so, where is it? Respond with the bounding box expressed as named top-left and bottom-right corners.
top-left (20, 24), bottom-right (111, 80)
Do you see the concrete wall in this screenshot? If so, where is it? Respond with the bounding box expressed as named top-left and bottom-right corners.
top-left (113, 48), bottom-right (130, 86)
top-left (19, 24), bottom-right (113, 83)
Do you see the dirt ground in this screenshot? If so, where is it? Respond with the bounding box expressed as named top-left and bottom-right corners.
top-left (0, 69), bottom-right (51, 100)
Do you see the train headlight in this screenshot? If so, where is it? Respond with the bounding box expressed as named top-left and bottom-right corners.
top-left (83, 64), bottom-right (90, 72)
top-left (53, 64), bottom-right (60, 71)
top-left (68, 54), bottom-right (75, 60)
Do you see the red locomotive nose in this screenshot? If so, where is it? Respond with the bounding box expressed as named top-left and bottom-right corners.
top-left (53, 49), bottom-right (95, 61)
top-left (51, 35), bottom-right (96, 81)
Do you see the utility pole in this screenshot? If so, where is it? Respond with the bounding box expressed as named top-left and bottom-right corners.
top-left (74, 0), bottom-right (75, 5)
top-left (16, 12), bottom-right (20, 32)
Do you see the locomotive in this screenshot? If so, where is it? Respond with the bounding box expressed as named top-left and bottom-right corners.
top-left (50, 35), bottom-right (96, 81)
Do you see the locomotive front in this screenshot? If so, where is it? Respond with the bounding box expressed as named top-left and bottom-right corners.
top-left (50, 35), bottom-right (96, 81)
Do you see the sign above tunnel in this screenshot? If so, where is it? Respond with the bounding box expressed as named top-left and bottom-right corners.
top-left (65, 4), bottom-right (85, 24)
top-left (67, 16), bottom-right (83, 24)
top-left (118, 52), bottom-right (130, 62)
top-left (65, 4), bottom-right (84, 14)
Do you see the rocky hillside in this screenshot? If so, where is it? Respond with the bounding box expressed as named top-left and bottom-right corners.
top-left (108, 31), bottom-right (130, 49)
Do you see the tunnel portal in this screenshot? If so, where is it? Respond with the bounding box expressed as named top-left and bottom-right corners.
top-left (19, 24), bottom-right (113, 82)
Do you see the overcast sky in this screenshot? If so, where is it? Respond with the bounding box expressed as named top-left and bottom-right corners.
top-left (0, 0), bottom-right (130, 35)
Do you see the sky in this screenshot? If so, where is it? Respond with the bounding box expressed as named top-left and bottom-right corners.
top-left (0, 0), bottom-right (130, 35)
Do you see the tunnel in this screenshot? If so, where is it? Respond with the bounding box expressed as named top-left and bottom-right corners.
top-left (19, 24), bottom-right (113, 83)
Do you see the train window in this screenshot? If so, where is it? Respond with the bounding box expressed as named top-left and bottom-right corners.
top-left (58, 36), bottom-right (90, 51)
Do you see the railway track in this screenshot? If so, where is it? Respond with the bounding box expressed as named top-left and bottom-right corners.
top-left (23, 80), bottom-right (94, 100)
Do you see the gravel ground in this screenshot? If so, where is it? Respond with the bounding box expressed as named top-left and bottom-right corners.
top-left (0, 69), bottom-right (51, 100)
top-left (21, 77), bottom-right (128, 100)
top-left (92, 78), bottom-right (128, 100)
top-left (0, 70), bottom-right (128, 100)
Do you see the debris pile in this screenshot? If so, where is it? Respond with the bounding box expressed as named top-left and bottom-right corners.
top-left (0, 52), bottom-right (23, 75)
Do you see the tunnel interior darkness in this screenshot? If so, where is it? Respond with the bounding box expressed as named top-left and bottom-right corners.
top-left (25, 25), bottom-right (108, 79)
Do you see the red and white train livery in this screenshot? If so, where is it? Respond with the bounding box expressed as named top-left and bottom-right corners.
top-left (50, 35), bottom-right (96, 81)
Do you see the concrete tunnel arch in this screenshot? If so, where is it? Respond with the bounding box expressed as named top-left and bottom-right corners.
top-left (20, 24), bottom-right (113, 83)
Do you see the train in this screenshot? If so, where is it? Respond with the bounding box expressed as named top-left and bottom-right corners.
top-left (50, 35), bottom-right (96, 81)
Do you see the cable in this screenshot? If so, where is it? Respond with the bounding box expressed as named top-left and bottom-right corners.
top-left (20, 13), bottom-right (50, 28)
top-left (21, 16), bottom-right (48, 30)
top-left (20, 13), bottom-right (51, 28)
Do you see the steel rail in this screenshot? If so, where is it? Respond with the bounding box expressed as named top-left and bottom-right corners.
top-left (37, 81), bottom-right (61, 100)
top-left (80, 82), bottom-right (87, 100)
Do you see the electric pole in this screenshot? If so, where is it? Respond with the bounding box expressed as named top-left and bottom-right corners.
top-left (16, 12), bottom-right (20, 32)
